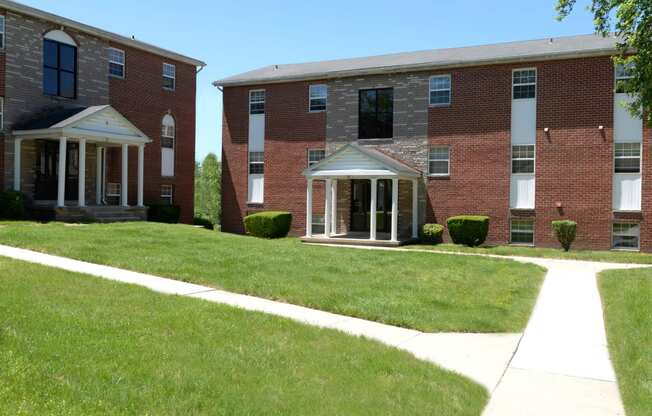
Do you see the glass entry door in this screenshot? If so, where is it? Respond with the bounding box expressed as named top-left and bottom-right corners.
top-left (350, 179), bottom-right (392, 233)
top-left (34, 140), bottom-right (79, 201)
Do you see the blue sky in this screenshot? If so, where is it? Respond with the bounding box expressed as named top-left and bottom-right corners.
top-left (21, 0), bottom-right (597, 162)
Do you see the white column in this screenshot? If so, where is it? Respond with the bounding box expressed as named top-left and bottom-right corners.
top-left (324, 178), bottom-right (332, 238)
top-left (78, 138), bottom-right (86, 207)
top-left (121, 143), bottom-right (129, 207)
top-left (57, 137), bottom-right (67, 207)
top-left (137, 144), bottom-right (145, 207)
top-left (13, 139), bottom-right (22, 191)
top-left (331, 179), bottom-right (338, 235)
top-left (412, 179), bottom-right (419, 239)
top-left (96, 146), bottom-right (103, 205)
top-left (391, 178), bottom-right (399, 242)
top-left (306, 179), bottom-right (313, 237)
top-left (370, 178), bottom-right (377, 240)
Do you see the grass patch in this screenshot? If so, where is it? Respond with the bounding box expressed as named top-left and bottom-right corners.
top-left (599, 268), bottom-right (652, 416)
top-left (409, 243), bottom-right (652, 264)
top-left (0, 222), bottom-right (545, 333)
top-left (0, 257), bottom-right (487, 415)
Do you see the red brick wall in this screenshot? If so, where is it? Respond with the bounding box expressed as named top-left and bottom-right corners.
top-left (0, 50), bottom-right (5, 189)
top-left (108, 43), bottom-right (196, 223)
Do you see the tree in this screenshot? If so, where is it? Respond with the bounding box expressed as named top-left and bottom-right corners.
top-left (556, 0), bottom-right (652, 123)
top-left (195, 153), bottom-right (221, 225)
top-left (194, 161), bottom-right (202, 218)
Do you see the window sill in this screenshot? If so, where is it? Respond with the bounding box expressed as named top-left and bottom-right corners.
top-left (611, 247), bottom-right (640, 252)
top-left (509, 243), bottom-right (535, 247)
top-left (427, 174), bottom-right (450, 180)
top-left (109, 74), bottom-right (125, 80)
top-left (247, 202), bottom-right (264, 207)
top-left (428, 103), bottom-right (451, 108)
top-left (163, 87), bottom-right (176, 92)
top-left (308, 109), bottom-right (326, 113)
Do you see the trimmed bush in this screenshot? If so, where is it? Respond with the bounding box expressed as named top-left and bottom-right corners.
top-left (193, 216), bottom-right (214, 230)
top-left (244, 211), bottom-right (292, 239)
top-left (421, 223), bottom-right (444, 244)
top-left (0, 190), bottom-right (26, 220)
top-left (552, 220), bottom-right (577, 252)
top-left (446, 215), bottom-right (490, 247)
top-left (147, 204), bottom-right (181, 224)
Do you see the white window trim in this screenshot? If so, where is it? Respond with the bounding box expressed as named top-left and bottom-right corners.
top-left (108, 47), bottom-right (125, 79)
top-left (106, 182), bottom-right (121, 197)
top-left (308, 84), bottom-right (327, 112)
top-left (161, 184), bottom-right (173, 200)
top-left (249, 89), bottom-right (266, 115)
top-left (428, 145), bottom-right (450, 177)
top-left (511, 144), bottom-right (536, 175)
top-left (307, 148), bottom-right (325, 167)
top-left (248, 151), bottom-right (264, 174)
top-left (613, 142), bottom-right (641, 175)
top-left (429, 74), bottom-right (452, 107)
top-left (0, 15), bottom-right (5, 50)
top-left (163, 63), bottom-right (176, 91)
top-left (510, 219), bottom-right (535, 246)
top-left (512, 68), bottom-right (537, 99)
top-left (612, 222), bottom-right (640, 251)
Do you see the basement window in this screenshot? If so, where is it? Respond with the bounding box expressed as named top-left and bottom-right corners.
top-left (510, 219), bottom-right (534, 245)
top-left (612, 223), bottom-right (640, 250)
top-left (312, 214), bottom-right (325, 235)
top-left (106, 182), bottom-right (121, 197)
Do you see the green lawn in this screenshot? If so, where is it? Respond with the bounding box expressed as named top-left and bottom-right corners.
top-left (0, 257), bottom-right (487, 415)
top-left (409, 243), bottom-right (652, 264)
top-left (0, 221), bottom-right (545, 333)
top-left (599, 268), bottom-right (652, 416)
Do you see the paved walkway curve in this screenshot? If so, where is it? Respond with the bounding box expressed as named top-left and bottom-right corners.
top-left (0, 243), bottom-right (646, 415)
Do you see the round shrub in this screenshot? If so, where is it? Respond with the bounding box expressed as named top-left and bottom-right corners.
top-left (552, 220), bottom-right (577, 252)
top-left (421, 223), bottom-right (444, 244)
top-left (0, 190), bottom-right (26, 219)
top-left (193, 216), bottom-right (214, 230)
top-left (244, 211), bottom-right (292, 239)
top-left (147, 204), bottom-right (181, 224)
top-left (446, 215), bottom-right (490, 247)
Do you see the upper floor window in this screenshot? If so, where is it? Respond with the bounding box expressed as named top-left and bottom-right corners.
top-left (161, 114), bottom-right (175, 148)
top-left (513, 69), bottom-right (536, 99)
top-left (163, 63), bottom-right (176, 90)
top-left (309, 84), bottom-right (327, 112)
top-left (108, 47), bottom-right (125, 78)
top-left (429, 146), bottom-right (450, 176)
top-left (429, 75), bottom-right (451, 106)
top-left (359, 88), bottom-right (393, 139)
top-left (0, 16), bottom-right (5, 49)
top-left (308, 149), bottom-right (325, 166)
top-left (614, 142), bottom-right (641, 173)
top-left (512, 145), bottom-right (535, 174)
top-left (249, 90), bottom-right (265, 114)
top-left (43, 31), bottom-right (77, 99)
top-left (615, 63), bottom-right (635, 93)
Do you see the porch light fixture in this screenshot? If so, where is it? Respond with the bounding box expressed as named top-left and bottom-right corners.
top-left (598, 125), bottom-right (604, 130)
top-left (543, 127), bottom-right (549, 133)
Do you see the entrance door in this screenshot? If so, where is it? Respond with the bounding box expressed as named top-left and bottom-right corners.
top-left (34, 140), bottom-right (79, 201)
top-left (350, 179), bottom-right (392, 233)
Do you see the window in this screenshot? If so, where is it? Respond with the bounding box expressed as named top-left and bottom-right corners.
top-left (429, 75), bottom-right (451, 106)
top-left (161, 185), bottom-right (173, 204)
top-left (359, 88), bottom-right (393, 139)
top-left (43, 39), bottom-right (77, 98)
top-left (307, 149), bottom-right (325, 167)
top-left (163, 63), bottom-right (176, 90)
top-left (312, 214), bottom-right (325, 235)
top-left (309, 84), bottom-right (327, 112)
top-left (106, 182), bottom-right (121, 197)
top-left (612, 223), bottom-right (640, 250)
top-left (0, 16), bottom-right (5, 49)
top-left (428, 146), bottom-right (450, 176)
top-left (510, 219), bottom-right (534, 244)
top-left (614, 143), bottom-right (640, 173)
top-left (249, 151), bottom-right (264, 174)
top-left (513, 69), bottom-right (536, 99)
top-left (512, 145), bottom-right (535, 174)
top-left (161, 114), bottom-right (175, 148)
top-left (108, 47), bottom-right (125, 78)
top-left (615, 63), bottom-right (635, 93)
top-left (249, 90), bottom-right (265, 114)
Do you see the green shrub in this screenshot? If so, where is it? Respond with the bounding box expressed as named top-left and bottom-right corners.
top-left (446, 215), bottom-right (490, 247)
top-left (0, 190), bottom-right (26, 219)
top-left (147, 204), bottom-right (181, 224)
top-left (421, 223), bottom-right (444, 244)
top-left (552, 220), bottom-right (577, 251)
top-left (193, 216), bottom-right (214, 230)
top-left (244, 211), bottom-right (292, 239)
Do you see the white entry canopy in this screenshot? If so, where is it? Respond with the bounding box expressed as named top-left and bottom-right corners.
top-left (303, 143), bottom-right (421, 179)
top-left (13, 105), bottom-right (150, 145)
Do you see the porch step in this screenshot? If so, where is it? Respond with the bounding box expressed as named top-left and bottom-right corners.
top-left (50, 206), bottom-right (148, 223)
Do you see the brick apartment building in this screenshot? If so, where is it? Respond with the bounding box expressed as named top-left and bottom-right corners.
top-left (0, 0), bottom-right (204, 223)
top-left (217, 34), bottom-right (651, 251)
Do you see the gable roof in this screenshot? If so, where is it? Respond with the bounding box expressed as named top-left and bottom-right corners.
top-left (303, 143), bottom-right (421, 179)
top-left (215, 34), bottom-right (620, 87)
top-left (0, 0), bottom-right (205, 67)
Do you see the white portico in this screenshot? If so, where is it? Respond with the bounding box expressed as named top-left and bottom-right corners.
top-left (302, 143), bottom-right (421, 246)
top-left (12, 105), bottom-right (151, 220)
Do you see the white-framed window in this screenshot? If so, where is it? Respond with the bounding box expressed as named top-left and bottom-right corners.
top-left (312, 214), bottom-right (325, 235)
top-left (307, 149), bottom-right (325, 166)
top-left (429, 75), bottom-right (451, 106)
top-left (0, 97), bottom-right (4, 130)
top-left (510, 219), bottom-right (534, 245)
top-left (108, 47), bottom-right (125, 78)
top-left (513, 68), bottom-right (536, 99)
top-left (161, 184), bottom-right (173, 204)
top-left (429, 146), bottom-right (450, 176)
top-left (163, 63), bottom-right (176, 90)
top-left (249, 90), bottom-right (265, 114)
top-left (106, 182), bottom-right (121, 197)
top-left (309, 84), bottom-right (327, 112)
top-left (614, 143), bottom-right (641, 173)
top-left (612, 223), bottom-right (640, 250)
top-left (0, 16), bottom-right (5, 49)
top-left (512, 145), bottom-right (535, 174)
top-left (161, 114), bottom-right (175, 148)
top-left (615, 63), bottom-right (635, 93)
top-left (249, 151), bottom-right (264, 174)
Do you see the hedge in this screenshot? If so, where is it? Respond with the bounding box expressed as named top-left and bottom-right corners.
top-left (0, 190), bottom-right (26, 220)
top-left (193, 216), bottom-right (214, 230)
top-left (244, 211), bottom-right (292, 239)
top-left (446, 215), bottom-right (490, 247)
top-left (147, 204), bottom-right (181, 224)
top-left (552, 220), bottom-right (577, 251)
top-left (421, 223), bottom-right (444, 244)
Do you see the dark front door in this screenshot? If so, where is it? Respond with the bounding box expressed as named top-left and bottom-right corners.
top-left (34, 140), bottom-right (78, 201)
top-left (350, 179), bottom-right (392, 233)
